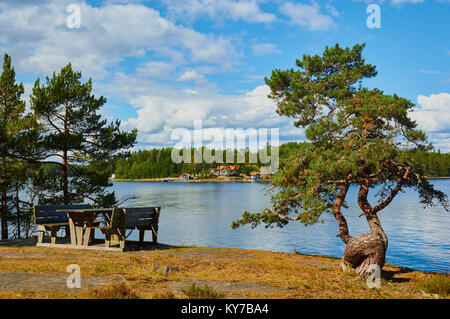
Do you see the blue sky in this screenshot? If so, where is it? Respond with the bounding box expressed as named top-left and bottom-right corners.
top-left (0, 0), bottom-right (449, 151)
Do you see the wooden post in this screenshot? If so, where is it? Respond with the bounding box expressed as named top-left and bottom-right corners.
top-left (83, 218), bottom-right (92, 246)
top-left (119, 208), bottom-right (126, 250)
top-left (68, 215), bottom-right (76, 245)
top-left (151, 208), bottom-right (160, 244)
top-left (139, 228), bottom-right (145, 243)
top-left (76, 216), bottom-right (83, 246)
top-left (50, 228), bottom-right (57, 244)
top-left (38, 230), bottom-right (44, 244)
top-left (105, 232), bottom-right (111, 248)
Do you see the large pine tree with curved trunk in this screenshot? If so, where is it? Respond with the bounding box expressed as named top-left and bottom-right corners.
top-left (232, 43), bottom-right (448, 277)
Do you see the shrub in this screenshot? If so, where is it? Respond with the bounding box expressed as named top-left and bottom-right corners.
top-left (181, 283), bottom-right (224, 299)
top-left (417, 272), bottom-right (450, 296)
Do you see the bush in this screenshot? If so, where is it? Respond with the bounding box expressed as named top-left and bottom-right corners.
top-left (181, 283), bottom-right (224, 299)
top-left (88, 282), bottom-right (139, 299)
top-left (417, 272), bottom-right (450, 296)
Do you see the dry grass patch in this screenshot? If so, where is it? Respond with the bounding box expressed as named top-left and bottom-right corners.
top-left (415, 272), bottom-right (450, 297)
top-left (84, 282), bottom-right (139, 299)
top-left (0, 245), bottom-right (448, 299)
top-left (181, 283), bottom-right (225, 299)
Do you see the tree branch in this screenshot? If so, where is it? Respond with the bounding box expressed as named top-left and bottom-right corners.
top-left (372, 166), bottom-right (410, 214)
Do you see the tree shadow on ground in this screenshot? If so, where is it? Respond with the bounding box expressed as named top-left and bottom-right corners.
top-left (382, 267), bottom-right (414, 283)
top-left (0, 238), bottom-right (37, 247)
top-left (0, 238), bottom-right (181, 252)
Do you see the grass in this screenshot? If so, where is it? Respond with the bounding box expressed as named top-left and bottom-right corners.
top-left (0, 243), bottom-right (448, 299)
top-left (181, 283), bottom-right (225, 299)
top-left (416, 272), bottom-right (450, 297)
top-left (85, 282), bottom-right (139, 299)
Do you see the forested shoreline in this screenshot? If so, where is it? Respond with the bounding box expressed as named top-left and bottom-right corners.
top-left (111, 142), bottom-right (450, 180)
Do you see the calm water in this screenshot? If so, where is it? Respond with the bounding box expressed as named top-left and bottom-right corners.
top-left (111, 179), bottom-right (450, 273)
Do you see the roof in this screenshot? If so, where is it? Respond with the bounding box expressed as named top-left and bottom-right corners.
top-left (250, 172), bottom-right (260, 176)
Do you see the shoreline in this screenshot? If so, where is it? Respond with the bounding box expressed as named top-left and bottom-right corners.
top-left (110, 177), bottom-right (270, 183)
top-left (110, 176), bottom-right (450, 183)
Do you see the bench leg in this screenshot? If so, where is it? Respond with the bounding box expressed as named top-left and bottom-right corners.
top-left (151, 211), bottom-right (159, 245)
top-left (119, 236), bottom-right (125, 250)
top-left (76, 217), bottom-right (84, 246)
top-left (38, 230), bottom-right (44, 244)
top-left (151, 225), bottom-right (158, 244)
top-left (64, 225), bottom-right (70, 238)
top-left (90, 228), bottom-right (95, 244)
top-left (68, 218), bottom-right (76, 245)
top-left (139, 228), bottom-right (145, 244)
top-left (50, 228), bottom-right (58, 244)
top-left (105, 232), bottom-right (111, 248)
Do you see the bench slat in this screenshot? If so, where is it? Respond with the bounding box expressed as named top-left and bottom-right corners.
top-left (34, 204), bottom-right (91, 225)
top-left (124, 207), bottom-right (160, 227)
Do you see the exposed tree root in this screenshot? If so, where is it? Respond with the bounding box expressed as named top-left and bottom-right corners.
top-left (343, 232), bottom-right (387, 277)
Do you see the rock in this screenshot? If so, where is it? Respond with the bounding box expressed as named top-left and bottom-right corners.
top-left (156, 266), bottom-right (179, 275)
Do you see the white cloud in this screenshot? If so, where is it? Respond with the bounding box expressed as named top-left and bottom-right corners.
top-left (352, 0), bottom-right (425, 4)
top-left (279, 2), bottom-right (335, 31)
top-left (114, 78), bottom-right (295, 146)
top-left (391, 0), bottom-right (424, 4)
top-left (136, 61), bottom-right (176, 79)
top-left (160, 0), bottom-right (276, 24)
top-left (325, 4), bottom-right (340, 17)
top-left (409, 93), bottom-right (450, 132)
top-left (177, 70), bottom-right (207, 83)
top-left (426, 132), bottom-right (450, 153)
top-left (0, 0), bottom-right (238, 78)
top-left (252, 43), bottom-right (281, 56)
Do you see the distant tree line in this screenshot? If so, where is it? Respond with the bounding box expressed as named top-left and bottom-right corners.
top-left (112, 146), bottom-right (277, 179)
top-left (112, 142), bottom-right (449, 179)
top-left (406, 150), bottom-right (450, 177)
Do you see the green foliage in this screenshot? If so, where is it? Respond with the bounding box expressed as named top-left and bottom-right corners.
top-left (113, 146), bottom-right (281, 179)
top-left (233, 43), bottom-right (448, 230)
top-left (0, 53), bottom-right (40, 238)
top-left (407, 150), bottom-right (450, 177)
top-left (30, 63), bottom-right (137, 206)
top-left (181, 283), bottom-right (225, 299)
top-left (113, 143), bottom-right (449, 182)
top-left (416, 272), bottom-right (450, 296)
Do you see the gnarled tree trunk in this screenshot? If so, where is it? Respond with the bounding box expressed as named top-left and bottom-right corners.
top-left (343, 230), bottom-right (387, 277)
top-left (333, 179), bottom-right (389, 277)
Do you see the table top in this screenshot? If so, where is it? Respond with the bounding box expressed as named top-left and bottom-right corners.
top-left (57, 208), bottom-right (115, 213)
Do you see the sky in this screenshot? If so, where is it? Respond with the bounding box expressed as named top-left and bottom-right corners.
top-left (0, 0), bottom-right (449, 151)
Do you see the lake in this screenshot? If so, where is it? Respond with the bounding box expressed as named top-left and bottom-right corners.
top-left (111, 179), bottom-right (450, 273)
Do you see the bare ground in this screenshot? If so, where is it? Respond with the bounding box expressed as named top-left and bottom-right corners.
top-left (0, 238), bottom-right (447, 299)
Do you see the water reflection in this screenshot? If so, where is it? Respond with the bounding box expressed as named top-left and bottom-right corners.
top-left (112, 180), bottom-right (449, 273)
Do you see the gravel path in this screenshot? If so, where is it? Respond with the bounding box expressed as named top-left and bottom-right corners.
top-left (0, 272), bottom-right (123, 292)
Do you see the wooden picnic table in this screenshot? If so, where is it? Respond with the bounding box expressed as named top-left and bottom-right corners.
top-left (58, 208), bottom-right (114, 247)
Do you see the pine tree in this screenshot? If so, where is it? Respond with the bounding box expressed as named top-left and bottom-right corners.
top-left (30, 63), bottom-right (137, 207)
top-left (0, 53), bottom-right (36, 239)
top-left (232, 43), bottom-right (448, 276)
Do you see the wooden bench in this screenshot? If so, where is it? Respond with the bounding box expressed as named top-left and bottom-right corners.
top-left (34, 204), bottom-right (92, 245)
top-left (124, 207), bottom-right (161, 244)
top-left (99, 208), bottom-right (126, 249)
